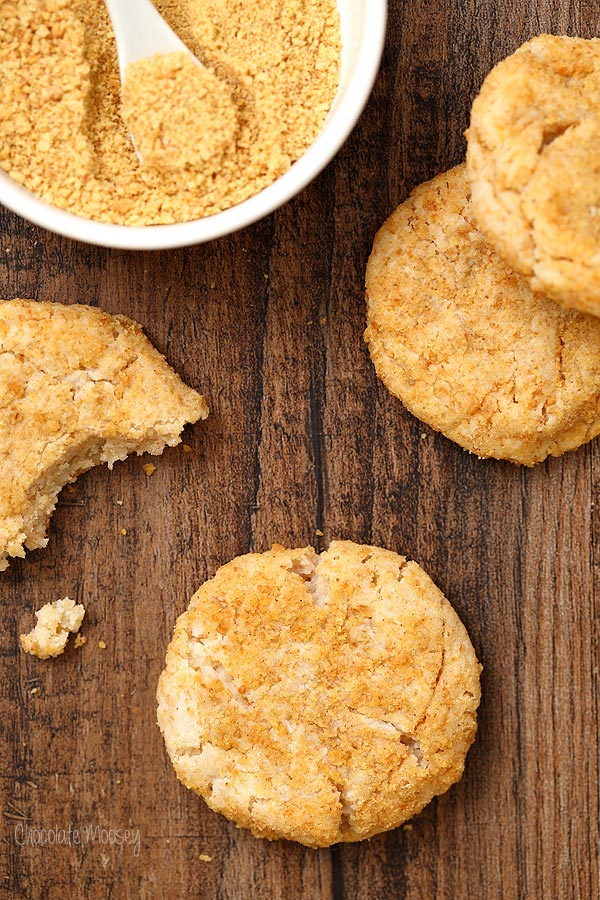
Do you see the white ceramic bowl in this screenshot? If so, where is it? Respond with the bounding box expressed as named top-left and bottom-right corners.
top-left (0, 1), bottom-right (387, 250)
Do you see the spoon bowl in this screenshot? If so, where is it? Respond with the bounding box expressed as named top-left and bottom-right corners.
top-left (103, 0), bottom-right (207, 163)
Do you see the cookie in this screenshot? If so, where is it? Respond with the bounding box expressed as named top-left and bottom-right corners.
top-left (157, 541), bottom-right (481, 847)
top-left (466, 34), bottom-right (600, 316)
top-left (0, 299), bottom-right (208, 571)
top-left (365, 165), bottom-right (600, 465)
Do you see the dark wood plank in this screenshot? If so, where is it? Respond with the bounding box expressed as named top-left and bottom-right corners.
top-left (1, 0), bottom-right (599, 898)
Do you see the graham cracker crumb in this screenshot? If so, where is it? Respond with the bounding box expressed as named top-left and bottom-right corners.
top-left (122, 53), bottom-right (237, 174)
top-left (0, 0), bottom-right (341, 225)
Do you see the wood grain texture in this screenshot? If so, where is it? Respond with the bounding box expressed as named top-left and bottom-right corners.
top-left (1, 1), bottom-right (599, 898)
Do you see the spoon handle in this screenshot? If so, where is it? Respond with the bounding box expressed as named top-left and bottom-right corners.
top-left (103, 0), bottom-right (193, 79)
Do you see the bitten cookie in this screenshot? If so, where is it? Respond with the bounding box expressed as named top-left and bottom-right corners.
top-left (466, 34), bottom-right (600, 316)
top-left (0, 299), bottom-right (208, 571)
top-left (157, 541), bottom-right (481, 848)
top-left (365, 166), bottom-right (600, 465)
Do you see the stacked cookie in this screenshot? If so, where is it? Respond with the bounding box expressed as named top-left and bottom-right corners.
top-left (366, 35), bottom-right (600, 466)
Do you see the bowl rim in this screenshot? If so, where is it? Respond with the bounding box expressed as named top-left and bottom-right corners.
top-left (0, 1), bottom-right (388, 250)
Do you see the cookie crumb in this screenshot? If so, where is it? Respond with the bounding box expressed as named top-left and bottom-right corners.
top-left (73, 633), bottom-right (87, 649)
top-left (315, 529), bottom-right (324, 536)
top-left (182, 444), bottom-right (192, 454)
top-left (142, 463), bottom-right (156, 476)
top-left (199, 853), bottom-right (213, 863)
top-left (120, 528), bottom-right (128, 536)
top-left (115, 498), bottom-right (124, 506)
top-left (98, 640), bottom-right (107, 650)
top-left (30, 687), bottom-right (39, 695)
top-left (20, 597), bottom-right (85, 659)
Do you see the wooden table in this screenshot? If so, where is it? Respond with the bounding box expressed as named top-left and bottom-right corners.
top-left (1, 2), bottom-right (598, 898)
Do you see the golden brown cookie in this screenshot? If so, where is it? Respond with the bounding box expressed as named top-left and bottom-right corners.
top-left (466, 34), bottom-right (600, 316)
top-left (365, 165), bottom-right (600, 465)
top-left (157, 541), bottom-right (481, 847)
top-left (0, 299), bottom-right (208, 571)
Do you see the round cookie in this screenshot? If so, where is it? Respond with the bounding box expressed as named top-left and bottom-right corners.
top-left (365, 165), bottom-right (600, 466)
top-left (466, 34), bottom-right (600, 316)
top-left (157, 541), bottom-right (481, 848)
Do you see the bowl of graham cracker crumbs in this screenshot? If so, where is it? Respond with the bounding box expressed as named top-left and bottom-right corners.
top-left (0, 0), bottom-right (387, 250)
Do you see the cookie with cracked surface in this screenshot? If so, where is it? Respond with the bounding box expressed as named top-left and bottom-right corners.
top-left (157, 541), bottom-right (481, 847)
top-left (365, 165), bottom-right (600, 466)
top-left (0, 299), bottom-right (208, 571)
top-left (466, 34), bottom-right (600, 316)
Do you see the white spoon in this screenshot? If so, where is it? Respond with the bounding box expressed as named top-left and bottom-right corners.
top-left (103, 0), bottom-right (202, 83)
top-left (103, 0), bottom-right (207, 164)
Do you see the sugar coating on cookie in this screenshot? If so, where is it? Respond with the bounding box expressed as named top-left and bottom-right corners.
top-left (0, 299), bottom-right (208, 571)
top-left (157, 541), bottom-right (481, 847)
top-left (365, 166), bottom-right (600, 466)
top-left (467, 34), bottom-right (600, 315)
